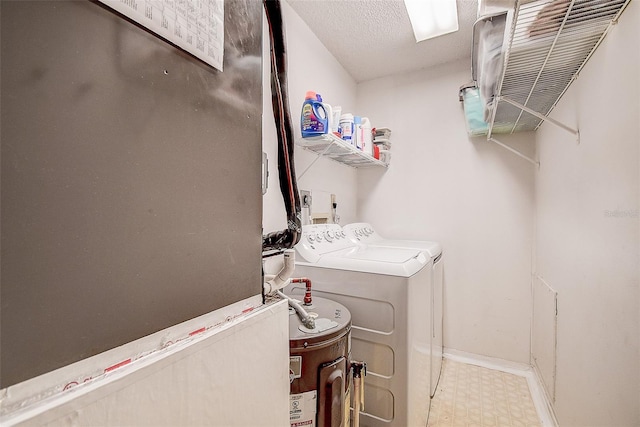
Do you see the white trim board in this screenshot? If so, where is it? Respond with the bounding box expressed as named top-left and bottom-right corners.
top-left (1, 297), bottom-right (287, 426)
top-left (443, 349), bottom-right (558, 427)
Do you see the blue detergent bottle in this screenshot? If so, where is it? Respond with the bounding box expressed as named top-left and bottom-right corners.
top-left (301, 91), bottom-right (328, 138)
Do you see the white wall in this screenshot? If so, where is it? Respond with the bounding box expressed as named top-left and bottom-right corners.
top-left (356, 60), bottom-right (536, 363)
top-left (533, 1), bottom-right (639, 425)
top-left (262, 0), bottom-right (359, 244)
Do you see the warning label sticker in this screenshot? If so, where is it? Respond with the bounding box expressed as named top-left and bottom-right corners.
top-left (290, 390), bottom-right (316, 427)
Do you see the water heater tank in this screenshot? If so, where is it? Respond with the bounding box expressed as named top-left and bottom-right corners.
top-left (289, 296), bottom-right (352, 427)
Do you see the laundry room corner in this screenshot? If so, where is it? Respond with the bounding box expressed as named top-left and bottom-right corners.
top-left (355, 60), bottom-right (536, 365)
top-left (3, 0), bottom-right (638, 425)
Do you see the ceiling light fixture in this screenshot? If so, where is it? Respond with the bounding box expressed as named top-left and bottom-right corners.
top-left (404, 0), bottom-right (459, 42)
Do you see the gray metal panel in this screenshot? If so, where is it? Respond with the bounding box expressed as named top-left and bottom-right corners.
top-left (1, 0), bottom-right (263, 387)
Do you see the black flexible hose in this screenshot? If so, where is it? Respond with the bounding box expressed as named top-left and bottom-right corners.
top-left (262, 0), bottom-right (302, 253)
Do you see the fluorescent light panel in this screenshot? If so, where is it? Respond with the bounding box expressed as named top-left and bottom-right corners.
top-left (404, 0), bottom-right (459, 42)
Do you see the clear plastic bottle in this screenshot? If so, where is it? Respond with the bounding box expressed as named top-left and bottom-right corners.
top-left (354, 116), bottom-right (363, 150)
top-left (361, 117), bottom-right (373, 156)
top-left (339, 113), bottom-right (354, 144)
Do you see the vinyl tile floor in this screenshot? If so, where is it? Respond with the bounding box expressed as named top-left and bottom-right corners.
top-left (427, 358), bottom-right (542, 427)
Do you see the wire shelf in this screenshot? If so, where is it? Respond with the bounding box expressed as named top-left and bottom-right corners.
top-left (296, 133), bottom-right (388, 169)
top-left (490, 0), bottom-right (631, 134)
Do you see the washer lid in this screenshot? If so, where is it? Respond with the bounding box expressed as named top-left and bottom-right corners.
top-left (339, 246), bottom-right (421, 263)
top-left (298, 246), bottom-right (430, 277)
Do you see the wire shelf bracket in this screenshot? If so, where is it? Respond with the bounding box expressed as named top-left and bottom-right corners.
top-left (297, 143), bottom-right (335, 180)
top-left (499, 96), bottom-right (580, 144)
top-left (488, 136), bottom-right (540, 168)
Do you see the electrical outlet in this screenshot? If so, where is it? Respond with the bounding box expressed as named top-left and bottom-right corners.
top-left (300, 190), bottom-right (311, 208)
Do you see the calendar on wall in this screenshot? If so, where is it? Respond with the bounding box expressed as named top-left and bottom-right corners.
top-left (99, 0), bottom-right (225, 71)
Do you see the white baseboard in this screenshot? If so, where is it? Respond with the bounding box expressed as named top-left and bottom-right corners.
top-left (531, 359), bottom-right (560, 427)
top-left (443, 348), bottom-right (532, 376)
top-left (443, 348), bottom-right (558, 427)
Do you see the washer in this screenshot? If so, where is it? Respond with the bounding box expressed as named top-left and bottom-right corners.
top-left (343, 222), bottom-right (444, 398)
top-left (287, 224), bottom-right (434, 427)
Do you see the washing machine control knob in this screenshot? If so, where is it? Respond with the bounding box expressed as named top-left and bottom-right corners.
top-left (325, 231), bottom-right (334, 242)
top-left (315, 233), bottom-right (324, 242)
top-left (307, 234), bottom-right (315, 243)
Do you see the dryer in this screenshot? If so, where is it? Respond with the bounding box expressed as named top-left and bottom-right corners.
top-left (287, 224), bottom-right (434, 427)
top-left (343, 223), bottom-right (444, 398)
top-left (343, 223), bottom-right (442, 259)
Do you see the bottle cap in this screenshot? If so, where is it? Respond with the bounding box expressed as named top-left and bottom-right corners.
top-left (305, 91), bottom-right (317, 100)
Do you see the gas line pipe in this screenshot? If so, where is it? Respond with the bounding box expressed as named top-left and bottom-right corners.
top-left (263, 250), bottom-right (316, 329)
top-left (351, 361), bottom-right (367, 427)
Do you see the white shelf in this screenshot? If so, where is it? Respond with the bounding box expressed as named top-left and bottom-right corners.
top-left (296, 133), bottom-right (388, 169)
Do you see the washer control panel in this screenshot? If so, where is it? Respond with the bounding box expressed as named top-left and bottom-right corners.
top-left (295, 224), bottom-right (355, 263)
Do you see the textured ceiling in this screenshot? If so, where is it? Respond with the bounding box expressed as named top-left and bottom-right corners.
top-left (286, 0), bottom-right (479, 82)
